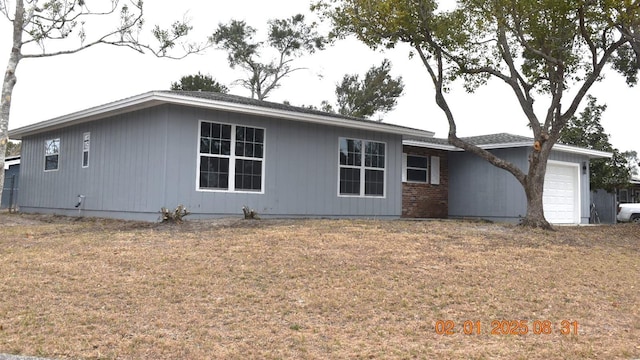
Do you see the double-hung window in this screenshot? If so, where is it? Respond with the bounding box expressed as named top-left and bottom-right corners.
top-left (339, 138), bottom-right (386, 197)
top-left (198, 121), bottom-right (265, 192)
top-left (405, 154), bottom-right (429, 183)
top-left (402, 153), bottom-right (440, 185)
top-left (44, 138), bottom-right (60, 171)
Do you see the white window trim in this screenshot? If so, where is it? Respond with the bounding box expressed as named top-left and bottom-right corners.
top-left (44, 138), bottom-right (60, 172)
top-left (196, 120), bottom-right (266, 194)
top-left (430, 156), bottom-right (440, 185)
top-left (337, 137), bottom-right (387, 198)
top-left (402, 153), bottom-right (430, 184)
top-left (82, 132), bottom-right (90, 168)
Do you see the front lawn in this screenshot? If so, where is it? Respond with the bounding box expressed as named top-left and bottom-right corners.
top-left (0, 214), bottom-right (638, 359)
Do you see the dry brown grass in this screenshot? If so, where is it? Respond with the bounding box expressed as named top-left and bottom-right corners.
top-left (0, 213), bottom-right (639, 359)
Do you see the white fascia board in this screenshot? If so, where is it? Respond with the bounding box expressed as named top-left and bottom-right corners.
top-left (478, 142), bottom-right (532, 150)
top-left (9, 91), bottom-right (435, 139)
top-left (402, 140), bottom-right (457, 151)
top-left (551, 144), bottom-right (612, 158)
top-left (9, 92), bottom-right (163, 139)
top-left (402, 140), bottom-right (533, 151)
top-left (403, 139), bottom-right (613, 158)
top-left (4, 159), bottom-right (20, 170)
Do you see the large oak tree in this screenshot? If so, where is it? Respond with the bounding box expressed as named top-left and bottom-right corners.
top-left (0, 0), bottom-right (204, 203)
top-left (315, 0), bottom-right (640, 229)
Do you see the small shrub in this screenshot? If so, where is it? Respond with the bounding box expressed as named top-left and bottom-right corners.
top-left (242, 205), bottom-right (260, 220)
top-left (160, 205), bottom-right (190, 223)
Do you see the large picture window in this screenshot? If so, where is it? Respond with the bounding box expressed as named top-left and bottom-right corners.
top-left (198, 121), bottom-right (265, 192)
top-left (339, 138), bottom-right (386, 197)
top-left (44, 138), bottom-right (60, 171)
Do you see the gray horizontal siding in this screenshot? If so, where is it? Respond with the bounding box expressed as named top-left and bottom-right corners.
top-left (19, 104), bottom-right (403, 220)
top-left (164, 105), bottom-right (402, 218)
top-left (449, 148), bottom-right (591, 223)
top-left (19, 107), bottom-right (168, 218)
top-left (448, 148), bottom-right (528, 222)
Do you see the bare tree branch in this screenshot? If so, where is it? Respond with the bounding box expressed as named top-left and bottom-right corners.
top-left (561, 37), bottom-right (628, 123)
top-left (579, 5), bottom-right (599, 69)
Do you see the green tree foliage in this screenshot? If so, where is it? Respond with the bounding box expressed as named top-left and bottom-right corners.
top-left (336, 59), bottom-right (403, 119)
top-left (4, 140), bottom-right (20, 157)
top-left (211, 14), bottom-right (326, 100)
top-left (301, 60), bottom-right (403, 119)
top-left (299, 100), bottom-right (335, 113)
top-left (315, 0), bottom-right (640, 229)
top-left (559, 96), bottom-right (633, 192)
top-left (171, 72), bottom-right (229, 93)
top-left (1, 0), bottom-right (204, 204)
top-left (623, 151), bottom-right (640, 178)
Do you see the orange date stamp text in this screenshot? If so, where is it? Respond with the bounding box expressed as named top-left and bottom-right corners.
top-left (434, 320), bottom-right (579, 335)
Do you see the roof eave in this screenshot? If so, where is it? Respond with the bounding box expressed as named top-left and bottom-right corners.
top-left (402, 140), bottom-right (533, 151)
top-left (157, 92), bottom-right (435, 138)
top-left (403, 140), bottom-right (456, 151)
top-left (403, 139), bottom-right (613, 158)
top-left (9, 91), bottom-right (435, 139)
top-left (551, 144), bottom-right (612, 158)
top-left (9, 92), bottom-right (163, 139)
top-left (4, 159), bottom-right (20, 170)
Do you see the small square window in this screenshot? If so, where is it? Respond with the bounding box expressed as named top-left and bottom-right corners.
top-left (405, 154), bottom-right (429, 183)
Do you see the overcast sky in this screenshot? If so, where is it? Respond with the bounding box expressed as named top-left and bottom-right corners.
top-left (2, 0), bottom-right (638, 156)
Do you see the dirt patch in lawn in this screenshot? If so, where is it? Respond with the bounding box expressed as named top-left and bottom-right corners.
top-left (0, 213), bottom-right (639, 359)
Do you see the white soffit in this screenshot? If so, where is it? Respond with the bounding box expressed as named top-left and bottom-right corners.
top-left (403, 139), bottom-right (612, 159)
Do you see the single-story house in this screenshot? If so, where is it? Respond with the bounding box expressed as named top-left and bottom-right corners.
top-left (1, 155), bottom-right (20, 210)
top-left (8, 91), bottom-right (610, 223)
top-left (617, 178), bottom-right (640, 204)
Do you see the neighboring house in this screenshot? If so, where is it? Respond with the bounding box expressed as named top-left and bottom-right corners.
top-left (617, 178), bottom-right (640, 204)
top-left (8, 91), bottom-right (610, 224)
top-left (1, 155), bottom-right (20, 210)
top-left (589, 178), bottom-right (640, 224)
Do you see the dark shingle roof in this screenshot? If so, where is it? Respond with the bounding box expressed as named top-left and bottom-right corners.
top-left (159, 90), bottom-right (426, 133)
top-left (161, 90), bottom-right (344, 118)
top-left (406, 132), bottom-right (612, 158)
top-left (459, 133), bottom-right (533, 145)
top-left (406, 133), bottom-right (533, 147)
top-left (9, 90), bottom-right (435, 139)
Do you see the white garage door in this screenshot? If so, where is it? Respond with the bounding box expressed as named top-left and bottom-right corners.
top-left (543, 162), bottom-right (580, 224)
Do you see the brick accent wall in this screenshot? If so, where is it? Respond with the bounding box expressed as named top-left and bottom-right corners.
top-left (402, 146), bottom-right (449, 218)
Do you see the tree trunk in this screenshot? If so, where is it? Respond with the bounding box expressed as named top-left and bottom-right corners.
top-left (520, 147), bottom-right (553, 230)
top-left (521, 178), bottom-right (553, 229)
top-left (0, 0), bottom-right (25, 204)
